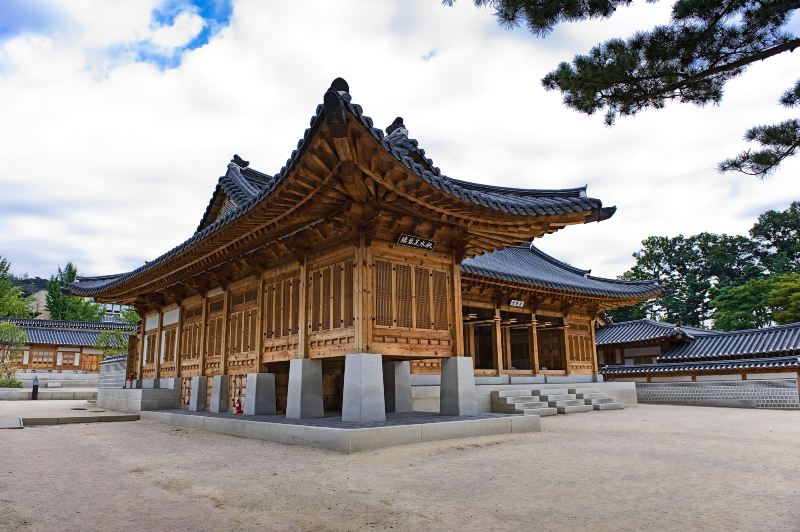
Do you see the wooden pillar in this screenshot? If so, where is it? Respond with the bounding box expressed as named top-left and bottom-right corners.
top-left (353, 236), bottom-right (372, 353)
top-left (175, 303), bottom-right (184, 375)
top-left (138, 318), bottom-right (146, 378)
top-left (297, 254), bottom-right (309, 358)
top-left (492, 307), bottom-right (503, 373)
top-left (220, 283), bottom-right (230, 374)
top-left (255, 274), bottom-right (265, 372)
top-left (451, 256), bottom-right (465, 356)
top-left (198, 293), bottom-right (208, 374)
top-left (589, 315), bottom-right (599, 374)
top-left (154, 308), bottom-right (163, 378)
top-left (502, 327), bottom-right (512, 370)
top-left (562, 323), bottom-right (571, 376)
top-left (530, 312), bottom-right (540, 374)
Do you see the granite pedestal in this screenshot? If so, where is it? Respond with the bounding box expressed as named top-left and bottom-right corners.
top-left (286, 359), bottom-right (324, 419)
top-left (209, 375), bottom-right (229, 413)
top-left (383, 360), bottom-right (413, 413)
top-left (342, 354), bottom-right (386, 422)
top-left (440, 356), bottom-right (478, 416)
top-left (188, 376), bottom-right (207, 412)
top-left (244, 373), bottom-right (277, 415)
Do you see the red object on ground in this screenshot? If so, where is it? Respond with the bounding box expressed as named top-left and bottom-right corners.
top-left (234, 398), bottom-right (243, 415)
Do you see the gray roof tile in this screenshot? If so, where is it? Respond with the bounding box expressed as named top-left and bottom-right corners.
top-left (600, 355), bottom-right (800, 375)
top-left (0, 318), bottom-right (135, 348)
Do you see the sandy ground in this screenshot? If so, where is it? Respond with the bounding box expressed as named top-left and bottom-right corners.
top-left (0, 400), bottom-right (114, 418)
top-left (2, 404), bottom-right (799, 532)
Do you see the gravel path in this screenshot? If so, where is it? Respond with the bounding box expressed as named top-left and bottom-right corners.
top-left (2, 404), bottom-right (799, 531)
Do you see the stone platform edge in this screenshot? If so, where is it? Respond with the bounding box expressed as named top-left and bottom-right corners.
top-left (21, 414), bottom-right (140, 426)
top-left (140, 411), bottom-right (540, 454)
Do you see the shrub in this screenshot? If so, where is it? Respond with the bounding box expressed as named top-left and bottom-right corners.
top-left (0, 376), bottom-right (22, 388)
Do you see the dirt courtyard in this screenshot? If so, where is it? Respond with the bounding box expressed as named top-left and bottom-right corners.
top-left (2, 404), bottom-right (799, 531)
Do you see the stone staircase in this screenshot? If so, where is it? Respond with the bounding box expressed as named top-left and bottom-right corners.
top-left (491, 387), bottom-right (623, 416)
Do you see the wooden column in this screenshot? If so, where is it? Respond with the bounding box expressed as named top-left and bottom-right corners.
top-left (153, 309), bottom-right (164, 379)
top-left (353, 236), bottom-right (372, 353)
top-left (530, 312), bottom-right (540, 374)
top-left (492, 307), bottom-right (503, 373)
top-left (562, 324), bottom-right (572, 376)
top-left (175, 303), bottom-right (184, 375)
top-left (502, 327), bottom-right (512, 370)
top-left (220, 283), bottom-right (230, 374)
top-left (589, 315), bottom-right (599, 374)
top-left (137, 318), bottom-right (146, 378)
top-left (255, 274), bottom-right (265, 372)
top-left (198, 293), bottom-right (208, 374)
top-left (451, 256), bottom-right (465, 356)
top-left (297, 255), bottom-right (308, 358)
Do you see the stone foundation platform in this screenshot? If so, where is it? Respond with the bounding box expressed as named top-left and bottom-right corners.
top-left (141, 410), bottom-right (540, 454)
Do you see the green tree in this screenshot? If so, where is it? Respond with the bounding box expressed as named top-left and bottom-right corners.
top-left (95, 330), bottom-right (129, 358)
top-left (0, 257), bottom-right (32, 318)
top-left (709, 277), bottom-right (775, 330)
top-left (613, 233), bottom-right (762, 326)
top-left (769, 273), bottom-right (800, 323)
top-left (750, 201), bottom-right (800, 274)
top-left (45, 263), bottom-right (104, 322)
top-left (453, 0), bottom-right (800, 178)
top-left (0, 322), bottom-right (25, 381)
top-left (121, 307), bottom-right (141, 325)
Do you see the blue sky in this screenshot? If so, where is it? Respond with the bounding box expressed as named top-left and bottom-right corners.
top-left (0, 0), bottom-right (797, 281)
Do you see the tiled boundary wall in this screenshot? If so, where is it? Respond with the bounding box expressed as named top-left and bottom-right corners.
top-left (634, 379), bottom-right (799, 409)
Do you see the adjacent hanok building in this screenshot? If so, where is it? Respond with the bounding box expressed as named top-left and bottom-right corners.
top-left (69, 78), bottom-right (659, 421)
top-left (1, 318), bottom-right (136, 373)
top-left (598, 320), bottom-right (800, 408)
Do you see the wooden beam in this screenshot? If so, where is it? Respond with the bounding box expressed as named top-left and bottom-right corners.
top-left (297, 254), bottom-right (308, 359)
top-left (492, 307), bottom-right (503, 373)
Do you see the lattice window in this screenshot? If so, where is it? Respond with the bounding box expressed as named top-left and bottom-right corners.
top-left (396, 264), bottom-right (412, 328)
top-left (145, 332), bottom-right (158, 364)
top-left (309, 259), bottom-right (355, 333)
top-left (432, 270), bottom-right (449, 331)
top-left (206, 296), bottom-right (225, 360)
top-left (61, 352), bottom-right (75, 366)
top-left (229, 285), bottom-right (258, 356)
top-left (375, 259), bottom-right (392, 327)
top-left (264, 273), bottom-right (300, 340)
top-left (162, 326), bottom-right (177, 361)
top-left (415, 266), bottom-right (431, 329)
top-left (180, 305), bottom-right (203, 359)
top-left (374, 258), bottom-right (450, 331)
top-left (31, 350), bottom-right (54, 368)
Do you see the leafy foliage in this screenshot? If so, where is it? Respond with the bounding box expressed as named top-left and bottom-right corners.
top-left (0, 257), bottom-right (33, 318)
top-left (0, 322), bottom-right (26, 380)
top-left (95, 330), bottom-right (129, 358)
top-left (45, 263), bottom-right (104, 322)
top-left (121, 307), bottom-right (141, 325)
top-left (453, 0), bottom-right (800, 177)
top-left (0, 376), bottom-right (22, 388)
top-left (609, 202), bottom-right (800, 329)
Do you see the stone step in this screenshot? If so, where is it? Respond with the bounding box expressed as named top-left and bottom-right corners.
top-left (575, 392), bottom-right (608, 400)
top-left (520, 407), bottom-right (558, 416)
top-left (557, 404), bottom-right (594, 414)
top-left (494, 401), bottom-right (550, 413)
top-left (548, 399), bottom-right (586, 408)
top-left (594, 402), bottom-right (624, 411)
top-left (532, 389), bottom-right (569, 396)
top-left (568, 388), bottom-right (599, 395)
top-left (539, 394), bottom-right (576, 402)
top-left (504, 396), bottom-right (539, 404)
top-left (493, 390), bottom-right (535, 398)
top-left (584, 397), bottom-right (616, 405)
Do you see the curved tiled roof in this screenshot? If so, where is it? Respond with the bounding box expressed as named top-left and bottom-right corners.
top-left (69, 78), bottom-right (616, 297)
top-left (460, 245), bottom-right (662, 300)
top-left (659, 322), bottom-right (800, 362)
top-left (0, 318), bottom-right (136, 348)
top-left (600, 355), bottom-right (800, 375)
top-left (595, 318), bottom-right (718, 346)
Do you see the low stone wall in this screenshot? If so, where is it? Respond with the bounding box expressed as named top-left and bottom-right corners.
top-left (635, 379), bottom-right (800, 409)
top-left (97, 387), bottom-right (180, 412)
top-left (99, 355), bottom-right (128, 389)
top-left (14, 372), bottom-right (99, 388)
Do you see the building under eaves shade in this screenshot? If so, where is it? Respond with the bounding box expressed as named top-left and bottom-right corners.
top-left (69, 78), bottom-right (660, 421)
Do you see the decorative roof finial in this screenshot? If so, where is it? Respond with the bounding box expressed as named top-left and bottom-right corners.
top-left (330, 77), bottom-right (349, 93)
top-left (231, 154), bottom-right (249, 168)
top-left (386, 116), bottom-right (407, 136)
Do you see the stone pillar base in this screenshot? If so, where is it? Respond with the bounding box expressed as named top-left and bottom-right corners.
top-left (188, 376), bottom-right (207, 411)
top-left (209, 375), bottom-right (229, 413)
top-left (244, 373), bottom-right (277, 415)
top-left (286, 359), bottom-right (324, 419)
top-left (342, 354), bottom-right (386, 422)
top-left (440, 356), bottom-right (477, 416)
top-left (383, 360), bottom-right (413, 413)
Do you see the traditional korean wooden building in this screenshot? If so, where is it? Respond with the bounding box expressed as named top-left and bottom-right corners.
top-left (69, 78), bottom-right (659, 421)
top-left (1, 318), bottom-right (136, 373)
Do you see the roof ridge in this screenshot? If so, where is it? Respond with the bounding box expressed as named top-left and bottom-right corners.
top-left (527, 245), bottom-right (591, 276)
top-left (0, 318), bottom-right (137, 330)
top-left (691, 322), bottom-right (800, 337)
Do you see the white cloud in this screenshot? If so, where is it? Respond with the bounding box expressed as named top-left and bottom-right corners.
top-left (148, 11), bottom-right (205, 51)
top-left (0, 0), bottom-right (797, 283)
